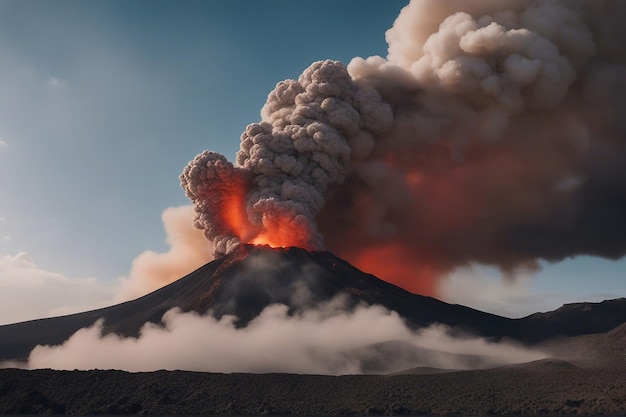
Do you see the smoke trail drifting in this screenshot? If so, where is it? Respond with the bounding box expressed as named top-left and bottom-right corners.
top-left (182, 0), bottom-right (626, 294)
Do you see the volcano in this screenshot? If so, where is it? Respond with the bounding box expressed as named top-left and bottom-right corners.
top-left (1, 244), bottom-right (625, 363)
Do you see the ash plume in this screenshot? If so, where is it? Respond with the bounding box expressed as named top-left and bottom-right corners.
top-left (182, 0), bottom-right (626, 294)
top-left (181, 60), bottom-right (393, 256)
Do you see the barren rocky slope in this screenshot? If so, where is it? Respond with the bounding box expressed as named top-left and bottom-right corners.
top-left (1, 358), bottom-right (625, 415)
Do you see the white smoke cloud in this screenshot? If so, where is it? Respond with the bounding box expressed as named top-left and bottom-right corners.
top-left (0, 252), bottom-right (114, 325)
top-left (0, 139), bottom-right (7, 148)
top-left (21, 300), bottom-right (546, 375)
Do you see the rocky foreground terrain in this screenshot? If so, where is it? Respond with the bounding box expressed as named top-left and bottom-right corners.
top-left (2, 323), bottom-right (625, 415)
top-left (1, 358), bottom-right (625, 415)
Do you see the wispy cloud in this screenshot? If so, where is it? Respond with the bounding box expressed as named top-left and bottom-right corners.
top-left (46, 77), bottom-right (66, 89)
top-left (0, 252), bottom-right (115, 325)
top-left (0, 218), bottom-right (9, 243)
top-left (0, 206), bottom-right (209, 325)
top-left (0, 139), bottom-right (7, 148)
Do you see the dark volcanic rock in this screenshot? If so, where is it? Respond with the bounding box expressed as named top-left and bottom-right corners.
top-left (517, 297), bottom-right (626, 342)
top-left (1, 244), bottom-right (625, 362)
top-left (0, 366), bottom-right (625, 415)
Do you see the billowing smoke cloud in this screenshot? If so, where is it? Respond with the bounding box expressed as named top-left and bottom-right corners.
top-left (181, 61), bottom-right (393, 256)
top-left (182, 0), bottom-right (626, 294)
top-left (15, 299), bottom-right (545, 374)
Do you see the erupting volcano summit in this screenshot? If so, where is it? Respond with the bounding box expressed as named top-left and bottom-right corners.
top-left (181, 0), bottom-right (626, 296)
top-left (179, 60), bottom-right (393, 256)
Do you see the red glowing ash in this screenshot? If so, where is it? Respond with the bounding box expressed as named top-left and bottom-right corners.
top-left (220, 181), bottom-right (316, 250)
top-left (251, 210), bottom-right (315, 250)
top-left (342, 243), bottom-right (439, 296)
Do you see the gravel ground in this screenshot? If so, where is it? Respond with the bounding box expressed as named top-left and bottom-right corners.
top-left (1, 359), bottom-right (625, 415)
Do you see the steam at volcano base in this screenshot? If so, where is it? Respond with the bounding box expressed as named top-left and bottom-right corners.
top-left (21, 304), bottom-right (545, 374)
top-left (181, 0), bottom-right (626, 295)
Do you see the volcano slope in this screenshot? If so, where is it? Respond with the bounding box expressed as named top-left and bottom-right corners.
top-left (1, 244), bottom-right (625, 363)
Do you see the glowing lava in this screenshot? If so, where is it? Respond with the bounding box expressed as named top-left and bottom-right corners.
top-left (221, 179), bottom-right (256, 242)
top-left (251, 211), bottom-right (315, 250)
top-left (220, 181), bottom-right (315, 250)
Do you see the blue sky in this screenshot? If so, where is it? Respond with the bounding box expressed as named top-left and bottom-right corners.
top-left (0, 0), bottom-right (624, 324)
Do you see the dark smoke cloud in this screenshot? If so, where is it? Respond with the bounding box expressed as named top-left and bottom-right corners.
top-left (181, 0), bottom-right (626, 293)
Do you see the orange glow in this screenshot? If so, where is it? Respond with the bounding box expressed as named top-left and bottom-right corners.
top-left (219, 179), bottom-right (314, 250)
top-left (222, 184), bottom-right (253, 240)
top-left (220, 179), bottom-right (257, 242)
top-left (347, 243), bottom-right (439, 296)
top-left (404, 170), bottom-right (425, 188)
top-left (252, 212), bottom-right (314, 250)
